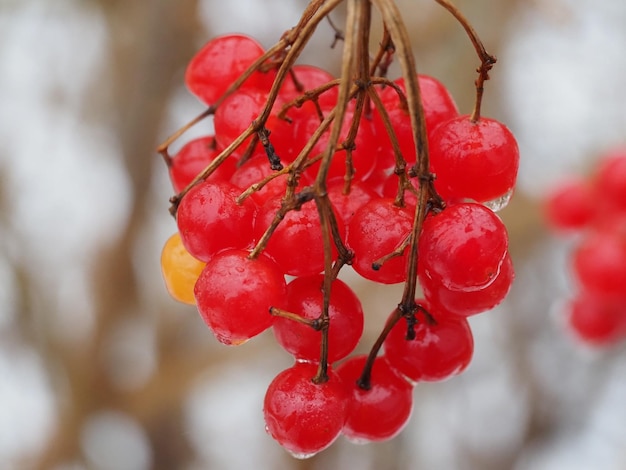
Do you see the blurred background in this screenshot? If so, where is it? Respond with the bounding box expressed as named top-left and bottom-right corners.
top-left (1, 0), bottom-right (625, 469)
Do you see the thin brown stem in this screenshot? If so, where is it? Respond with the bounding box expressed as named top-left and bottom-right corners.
top-left (326, 13), bottom-right (345, 48)
top-left (356, 307), bottom-right (405, 389)
top-left (248, 188), bottom-right (315, 260)
top-left (355, 0), bottom-right (436, 389)
top-left (269, 307), bottom-right (323, 329)
top-left (166, 0), bottom-right (344, 216)
top-left (311, 0), bottom-right (363, 385)
top-left (433, 0), bottom-right (497, 122)
top-left (277, 79), bottom-right (341, 121)
top-left (369, 27), bottom-right (395, 77)
top-left (366, 86), bottom-right (410, 205)
top-left (372, 234), bottom-right (410, 271)
top-left (236, 165), bottom-right (290, 204)
top-left (157, 108), bottom-right (213, 164)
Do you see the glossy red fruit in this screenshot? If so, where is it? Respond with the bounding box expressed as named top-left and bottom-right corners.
top-left (423, 251), bottom-right (515, 317)
top-left (572, 229), bottom-right (626, 299)
top-left (176, 180), bottom-right (257, 262)
top-left (418, 203), bottom-right (509, 292)
top-left (374, 74), bottom-right (459, 165)
top-left (185, 34), bottom-right (274, 105)
top-left (214, 89), bottom-right (267, 149)
top-left (428, 115), bottom-right (519, 204)
top-left (229, 156), bottom-right (291, 207)
top-left (194, 249), bottom-right (286, 345)
top-left (297, 106), bottom-right (379, 182)
top-left (328, 179), bottom-right (376, 225)
top-left (381, 174), bottom-right (419, 207)
top-left (544, 177), bottom-right (595, 231)
top-left (384, 304), bottom-right (474, 382)
top-left (254, 195), bottom-right (344, 277)
top-left (265, 111), bottom-right (303, 164)
top-left (336, 355), bottom-right (413, 443)
top-left (264, 362), bottom-right (349, 458)
top-left (169, 136), bottom-right (237, 193)
top-left (565, 292), bottom-right (626, 346)
top-left (347, 198), bottom-right (414, 284)
top-left (277, 64), bottom-right (338, 108)
top-left (273, 275), bottom-right (364, 363)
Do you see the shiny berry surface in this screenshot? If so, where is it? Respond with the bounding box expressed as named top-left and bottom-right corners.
top-left (418, 203), bottom-right (509, 292)
top-left (160, 233), bottom-right (206, 305)
top-left (169, 136), bottom-right (237, 193)
top-left (263, 362), bottom-right (349, 458)
top-left (214, 89), bottom-right (267, 149)
top-left (375, 74), bottom-right (459, 166)
top-left (255, 196), bottom-right (344, 277)
top-left (194, 249), bottom-right (286, 345)
top-left (336, 355), bottom-right (413, 443)
top-left (185, 34), bottom-right (273, 105)
top-left (423, 251), bottom-right (514, 317)
top-left (327, 179), bottom-right (376, 225)
top-left (429, 115), bottom-right (519, 203)
top-left (347, 198), bottom-right (413, 284)
top-left (176, 180), bottom-right (257, 262)
top-left (384, 304), bottom-right (474, 382)
top-left (273, 275), bottom-right (364, 363)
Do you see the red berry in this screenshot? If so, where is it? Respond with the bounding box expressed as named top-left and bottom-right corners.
top-left (297, 106), bottom-right (379, 182)
top-left (194, 249), bottom-right (286, 345)
top-left (392, 74), bottom-right (459, 137)
top-left (381, 174), bottom-right (419, 207)
top-left (277, 64), bottom-right (338, 108)
top-left (362, 146), bottom-right (396, 195)
top-left (254, 195), bottom-right (344, 277)
top-left (418, 203), bottom-right (509, 292)
top-left (176, 180), bottom-right (257, 262)
top-left (185, 34), bottom-right (274, 105)
top-left (374, 74), bottom-right (459, 165)
top-left (169, 136), bottom-right (237, 193)
top-left (263, 362), bottom-right (349, 458)
top-left (273, 275), bottom-right (364, 363)
top-left (214, 89), bottom-right (267, 149)
top-left (265, 111), bottom-right (302, 164)
top-left (572, 229), bottom-right (626, 299)
top-left (346, 198), bottom-right (414, 284)
top-left (328, 179), bottom-right (376, 225)
top-left (423, 251), bottom-right (515, 317)
top-left (429, 115), bottom-right (519, 204)
top-left (593, 149), bottom-right (626, 216)
top-left (336, 355), bottom-right (413, 443)
top-left (384, 303), bottom-right (474, 382)
top-left (229, 156), bottom-right (291, 207)
top-left (544, 177), bottom-right (595, 231)
top-left (565, 292), bottom-right (626, 346)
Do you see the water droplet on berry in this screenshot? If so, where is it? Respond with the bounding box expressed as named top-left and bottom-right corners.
top-left (287, 450), bottom-right (318, 460)
top-left (482, 189), bottom-right (513, 212)
top-left (344, 435), bottom-right (371, 445)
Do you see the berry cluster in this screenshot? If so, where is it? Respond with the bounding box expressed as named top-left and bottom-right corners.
top-left (545, 148), bottom-right (626, 346)
top-left (159, 1), bottom-right (519, 458)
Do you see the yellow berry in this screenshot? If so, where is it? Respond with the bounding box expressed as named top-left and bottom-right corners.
top-left (161, 233), bottom-right (206, 305)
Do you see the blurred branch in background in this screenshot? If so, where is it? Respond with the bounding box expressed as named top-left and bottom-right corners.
top-left (30, 0), bottom-right (203, 468)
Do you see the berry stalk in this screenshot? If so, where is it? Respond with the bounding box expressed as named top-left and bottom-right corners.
top-left (356, 0), bottom-right (439, 389)
top-left (433, 0), bottom-right (497, 122)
